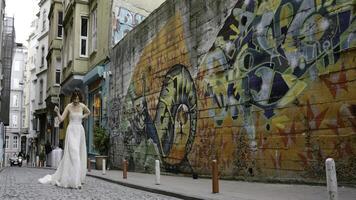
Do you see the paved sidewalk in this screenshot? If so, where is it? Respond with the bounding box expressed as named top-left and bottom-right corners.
top-left (0, 167), bottom-right (179, 200)
top-left (87, 169), bottom-right (356, 200)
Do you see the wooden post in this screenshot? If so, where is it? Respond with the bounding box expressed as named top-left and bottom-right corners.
top-left (87, 158), bottom-right (91, 172)
top-left (326, 158), bottom-right (338, 200)
top-left (123, 159), bottom-right (128, 179)
top-left (212, 160), bottom-right (219, 193)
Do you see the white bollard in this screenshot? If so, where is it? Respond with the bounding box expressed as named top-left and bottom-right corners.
top-left (102, 159), bottom-right (106, 175)
top-left (36, 156), bottom-right (39, 167)
top-left (325, 158), bottom-right (338, 200)
top-left (155, 160), bottom-right (160, 185)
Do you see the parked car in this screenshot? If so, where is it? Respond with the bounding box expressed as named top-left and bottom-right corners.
top-left (9, 153), bottom-right (23, 167)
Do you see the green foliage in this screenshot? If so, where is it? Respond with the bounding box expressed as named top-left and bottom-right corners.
top-left (93, 126), bottom-right (110, 156)
top-left (39, 151), bottom-right (46, 161)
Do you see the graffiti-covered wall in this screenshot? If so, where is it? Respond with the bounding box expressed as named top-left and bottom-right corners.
top-left (111, 0), bottom-right (146, 46)
top-left (109, 0), bottom-right (356, 183)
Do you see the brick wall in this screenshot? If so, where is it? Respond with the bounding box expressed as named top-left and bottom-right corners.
top-left (109, 0), bottom-right (356, 183)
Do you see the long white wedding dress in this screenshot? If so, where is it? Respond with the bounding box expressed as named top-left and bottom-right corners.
top-left (38, 105), bottom-right (87, 188)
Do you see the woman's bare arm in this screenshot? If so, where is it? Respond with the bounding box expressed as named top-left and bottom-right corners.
top-left (81, 103), bottom-right (91, 119)
top-left (55, 104), bottom-right (70, 123)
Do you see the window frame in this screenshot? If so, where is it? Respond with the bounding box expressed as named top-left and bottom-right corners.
top-left (57, 11), bottom-right (63, 38)
top-left (63, 28), bottom-right (68, 65)
top-left (13, 136), bottom-right (18, 149)
top-left (42, 10), bottom-right (47, 32)
top-left (14, 61), bottom-right (21, 71)
top-left (12, 94), bottom-right (18, 107)
top-left (12, 114), bottom-right (18, 128)
top-left (39, 79), bottom-right (43, 105)
top-left (13, 78), bottom-right (19, 89)
top-left (55, 57), bottom-right (61, 85)
top-left (80, 16), bottom-right (89, 57)
top-left (41, 46), bottom-right (45, 68)
top-left (91, 8), bottom-right (97, 53)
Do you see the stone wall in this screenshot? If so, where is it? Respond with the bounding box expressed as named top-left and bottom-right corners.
top-left (109, 0), bottom-right (356, 183)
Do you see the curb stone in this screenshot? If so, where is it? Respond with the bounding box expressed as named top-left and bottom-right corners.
top-left (86, 173), bottom-right (204, 200)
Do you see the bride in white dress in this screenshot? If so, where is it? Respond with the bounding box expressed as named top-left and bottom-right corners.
top-left (38, 89), bottom-right (91, 189)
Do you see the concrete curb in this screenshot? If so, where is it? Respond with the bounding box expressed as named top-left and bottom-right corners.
top-left (26, 166), bottom-right (203, 199)
top-left (86, 173), bottom-right (204, 200)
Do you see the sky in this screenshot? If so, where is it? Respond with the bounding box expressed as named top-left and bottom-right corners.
top-left (5, 0), bottom-right (39, 44)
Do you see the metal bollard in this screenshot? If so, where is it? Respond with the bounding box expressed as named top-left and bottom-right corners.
top-left (326, 158), bottom-right (338, 200)
top-left (102, 159), bottom-right (106, 175)
top-left (212, 160), bottom-right (219, 193)
top-left (87, 158), bottom-right (91, 172)
top-left (123, 159), bottom-right (128, 179)
top-left (155, 160), bottom-right (160, 185)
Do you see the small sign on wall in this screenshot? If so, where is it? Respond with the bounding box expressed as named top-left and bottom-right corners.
top-left (54, 117), bottom-right (59, 128)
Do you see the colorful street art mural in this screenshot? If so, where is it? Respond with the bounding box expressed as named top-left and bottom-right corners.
top-left (112, 5), bottom-right (145, 46)
top-left (110, 0), bottom-right (356, 182)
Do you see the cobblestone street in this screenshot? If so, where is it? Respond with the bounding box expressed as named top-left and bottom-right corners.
top-left (0, 167), bottom-right (180, 200)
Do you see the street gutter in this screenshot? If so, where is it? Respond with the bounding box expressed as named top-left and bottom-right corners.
top-left (86, 173), bottom-right (204, 200)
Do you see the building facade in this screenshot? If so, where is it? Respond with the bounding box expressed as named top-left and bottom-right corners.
top-left (59, 0), bottom-right (90, 151)
top-left (5, 43), bottom-right (27, 166)
top-left (46, 0), bottom-right (63, 149)
top-left (0, 16), bottom-right (15, 167)
top-left (60, 0), bottom-right (89, 96)
top-left (34, 0), bottom-right (164, 162)
top-left (0, 0), bottom-right (6, 167)
top-left (82, 0), bottom-right (165, 157)
top-left (24, 16), bottom-right (41, 166)
top-left (34, 0), bottom-right (51, 159)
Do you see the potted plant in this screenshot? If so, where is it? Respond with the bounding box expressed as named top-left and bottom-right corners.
top-left (93, 126), bottom-right (110, 170)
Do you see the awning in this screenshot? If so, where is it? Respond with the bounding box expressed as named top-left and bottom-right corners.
top-left (60, 75), bottom-right (84, 96)
top-left (83, 65), bottom-right (104, 84)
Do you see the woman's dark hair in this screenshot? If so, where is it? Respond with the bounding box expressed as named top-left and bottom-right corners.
top-left (70, 88), bottom-right (83, 102)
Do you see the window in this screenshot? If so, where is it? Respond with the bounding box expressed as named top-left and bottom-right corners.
top-left (42, 10), bottom-right (47, 31)
top-left (12, 94), bottom-right (18, 107)
top-left (63, 29), bottom-right (68, 65)
top-left (22, 115), bottom-right (25, 128)
top-left (91, 9), bottom-right (97, 52)
top-left (5, 136), bottom-right (9, 149)
top-left (39, 79), bottom-right (43, 104)
top-left (32, 118), bottom-right (37, 131)
top-left (13, 136), bottom-right (18, 149)
top-left (55, 57), bottom-right (61, 84)
top-left (68, 26), bottom-right (73, 62)
top-left (80, 17), bottom-right (88, 57)
top-left (12, 115), bottom-right (18, 128)
top-left (57, 11), bottom-right (63, 38)
top-left (41, 46), bottom-right (45, 67)
top-left (14, 61), bottom-right (20, 71)
top-left (13, 78), bottom-right (19, 89)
